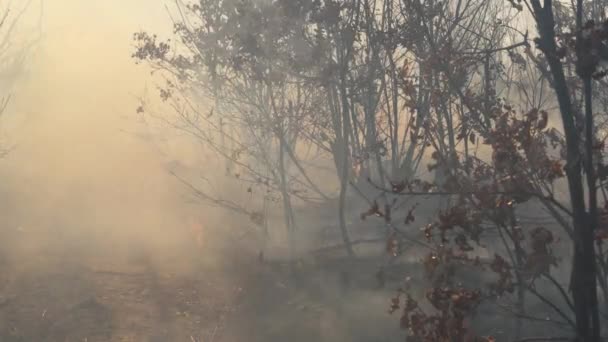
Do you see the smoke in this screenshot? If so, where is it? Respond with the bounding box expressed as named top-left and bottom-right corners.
top-left (0, 2), bottom-right (410, 341)
top-left (0, 0), bottom-right (216, 272)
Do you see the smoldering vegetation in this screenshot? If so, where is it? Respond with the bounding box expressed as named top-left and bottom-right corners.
top-left (0, 0), bottom-right (607, 342)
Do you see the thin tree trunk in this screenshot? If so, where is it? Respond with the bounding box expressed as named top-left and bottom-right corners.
top-left (583, 75), bottom-right (601, 341)
top-left (278, 137), bottom-right (296, 261)
top-left (338, 82), bottom-right (355, 258)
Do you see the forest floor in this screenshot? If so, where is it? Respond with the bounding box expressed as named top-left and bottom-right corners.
top-left (0, 226), bottom-right (403, 342)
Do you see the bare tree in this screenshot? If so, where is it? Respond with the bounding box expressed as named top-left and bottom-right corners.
top-left (0, 0), bottom-right (43, 156)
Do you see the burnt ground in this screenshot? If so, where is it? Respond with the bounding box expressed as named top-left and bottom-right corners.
top-left (0, 222), bottom-right (575, 342)
top-left (0, 208), bottom-right (575, 342)
top-left (0, 232), bottom-right (239, 342)
top-left (0, 224), bottom-right (405, 342)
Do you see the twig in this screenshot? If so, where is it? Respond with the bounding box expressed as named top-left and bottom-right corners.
top-left (459, 36), bottom-right (529, 55)
top-left (515, 337), bottom-right (571, 342)
top-left (495, 302), bottom-right (569, 327)
top-left (542, 273), bottom-right (575, 312)
top-left (524, 285), bottom-right (577, 329)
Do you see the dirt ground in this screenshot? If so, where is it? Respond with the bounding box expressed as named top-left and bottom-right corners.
top-left (0, 229), bottom-right (239, 342)
top-left (0, 224), bottom-right (403, 342)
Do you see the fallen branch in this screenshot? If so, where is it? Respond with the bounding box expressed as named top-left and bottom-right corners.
top-left (311, 238), bottom-right (387, 255)
top-left (515, 337), bottom-right (572, 342)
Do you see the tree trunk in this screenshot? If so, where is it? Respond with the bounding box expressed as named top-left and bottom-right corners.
top-left (583, 74), bottom-right (601, 341)
top-left (530, 1), bottom-right (601, 339)
top-left (338, 83), bottom-right (355, 258)
top-left (278, 137), bottom-right (296, 261)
